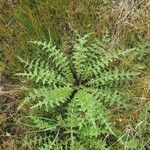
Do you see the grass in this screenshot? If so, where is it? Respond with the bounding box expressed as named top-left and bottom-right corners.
top-left (0, 0), bottom-right (150, 149)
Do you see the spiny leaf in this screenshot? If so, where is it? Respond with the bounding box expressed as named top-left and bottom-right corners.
top-left (87, 69), bottom-right (140, 87)
top-left (30, 86), bottom-right (73, 110)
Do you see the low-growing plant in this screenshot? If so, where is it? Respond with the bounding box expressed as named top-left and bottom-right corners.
top-left (16, 34), bottom-right (140, 150)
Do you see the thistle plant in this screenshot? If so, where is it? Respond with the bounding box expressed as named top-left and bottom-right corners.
top-left (16, 34), bottom-right (139, 150)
